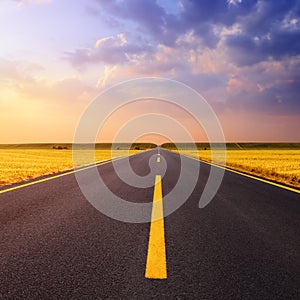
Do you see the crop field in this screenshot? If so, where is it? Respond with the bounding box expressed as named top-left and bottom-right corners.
top-left (176, 149), bottom-right (300, 189)
top-left (0, 143), bottom-right (154, 187)
top-left (2, 143), bottom-right (299, 189)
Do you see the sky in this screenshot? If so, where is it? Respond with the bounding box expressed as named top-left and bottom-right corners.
top-left (0, 0), bottom-right (300, 143)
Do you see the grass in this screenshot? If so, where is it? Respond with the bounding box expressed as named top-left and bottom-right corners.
top-left (174, 148), bottom-right (300, 189)
top-left (0, 143), bottom-right (155, 187)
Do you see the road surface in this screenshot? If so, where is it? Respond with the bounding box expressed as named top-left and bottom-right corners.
top-left (0, 148), bottom-right (299, 299)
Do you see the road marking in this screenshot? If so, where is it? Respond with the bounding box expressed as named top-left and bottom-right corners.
top-left (0, 159), bottom-right (115, 195)
top-left (0, 152), bottom-right (145, 195)
top-left (157, 156), bottom-right (160, 163)
top-left (145, 175), bottom-right (167, 279)
top-left (180, 153), bottom-right (300, 195)
top-left (0, 149), bottom-right (156, 195)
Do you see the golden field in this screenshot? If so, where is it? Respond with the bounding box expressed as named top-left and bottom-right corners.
top-left (178, 149), bottom-right (300, 188)
top-left (0, 148), bottom-right (137, 186)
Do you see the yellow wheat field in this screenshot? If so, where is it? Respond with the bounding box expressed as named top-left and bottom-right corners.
top-left (0, 149), bottom-right (137, 186)
top-left (178, 149), bottom-right (300, 188)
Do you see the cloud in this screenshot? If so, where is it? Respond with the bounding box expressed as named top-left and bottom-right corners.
top-left (0, 58), bottom-right (100, 142)
top-left (225, 56), bottom-right (300, 114)
top-left (62, 1), bottom-right (300, 119)
top-left (226, 31), bottom-right (300, 66)
top-left (94, 0), bottom-right (179, 46)
top-left (0, 58), bottom-right (97, 104)
top-left (93, 0), bottom-right (300, 64)
top-left (65, 34), bottom-right (153, 68)
top-left (96, 65), bottom-right (117, 89)
top-left (13, 0), bottom-right (52, 5)
top-left (224, 0), bottom-right (300, 66)
top-left (93, 0), bottom-right (257, 47)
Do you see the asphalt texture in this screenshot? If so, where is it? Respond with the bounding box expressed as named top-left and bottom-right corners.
top-left (0, 148), bottom-right (299, 299)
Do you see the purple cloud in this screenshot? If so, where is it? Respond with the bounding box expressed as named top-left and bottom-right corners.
top-left (69, 0), bottom-right (300, 116)
top-left (225, 57), bottom-right (300, 114)
top-left (224, 0), bottom-right (300, 65)
top-left (93, 0), bottom-right (300, 62)
top-left (65, 34), bottom-right (153, 67)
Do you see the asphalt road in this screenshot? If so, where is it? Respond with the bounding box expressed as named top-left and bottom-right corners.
top-left (0, 148), bottom-right (299, 299)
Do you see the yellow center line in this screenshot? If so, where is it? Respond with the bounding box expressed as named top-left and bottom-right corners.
top-left (145, 175), bottom-right (167, 279)
top-left (157, 156), bottom-right (161, 163)
top-left (0, 149), bottom-right (156, 196)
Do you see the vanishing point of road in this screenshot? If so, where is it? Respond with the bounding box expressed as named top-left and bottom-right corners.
top-left (0, 148), bottom-right (299, 299)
